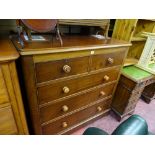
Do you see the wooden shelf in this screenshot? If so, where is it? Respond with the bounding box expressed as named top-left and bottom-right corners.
top-left (124, 58), bottom-right (138, 66)
top-left (131, 36), bottom-right (146, 42)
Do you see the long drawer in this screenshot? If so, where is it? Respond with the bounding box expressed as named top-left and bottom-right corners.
top-left (38, 67), bottom-right (120, 104)
top-left (0, 106), bottom-right (17, 134)
top-left (35, 50), bottom-right (124, 83)
top-left (40, 82), bottom-right (115, 123)
top-left (42, 98), bottom-right (111, 134)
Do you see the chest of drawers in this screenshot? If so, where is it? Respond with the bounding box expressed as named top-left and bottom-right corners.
top-left (0, 38), bottom-right (28, 134)
top-left (12, 35), bottom-right (130, 134)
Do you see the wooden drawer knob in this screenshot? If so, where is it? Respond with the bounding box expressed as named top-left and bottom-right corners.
top-left (100, 91), bottom-right (105, 96)
top-left (108, 58), bottom-right (114, 64)
top-left (104, 75), bottom-right (109, 81)
top-left (62, 122), bottom-right (68, 128)
top-left (63, 65), bottom-right (71, 73)
top-left (97, 106), bottom-right (102, 112)
top-left (62, 105), bottom-right (69, 112)
top-left (63, 86), bottom-right (70, 94)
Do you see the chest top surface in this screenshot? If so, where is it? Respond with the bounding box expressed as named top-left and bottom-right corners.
top-left (12, 35), bottom-right (131, 55)
top-left (0, 37), bottom-right (19, 62)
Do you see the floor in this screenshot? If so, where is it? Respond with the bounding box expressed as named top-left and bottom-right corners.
top-left (72, 98), bottom-right (155, 135)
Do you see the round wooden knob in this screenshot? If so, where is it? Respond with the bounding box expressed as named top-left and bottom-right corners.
top-left (108, 58), bottom-right (114, 64)
top-left (63, 65), bottom-right (71, 73)
top-left (62, 105), bottom-right (69, 112)
top-left (100, 91), bottom-right (105, 96)
top-left (62, 122), bottom-right (68, 128)
top-left (97, 106), bottom-right (102, 112)
top-left (104, 75), bottom-right (109, 81)
top-left (63, 86), bottom-right (70, 94)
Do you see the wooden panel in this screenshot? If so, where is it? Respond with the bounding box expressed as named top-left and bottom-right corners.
top-left (134, 20), bottom-right (155, 36)
top-left (21, 56), bottom-right (42, 134)
top-left (0, 106), bottom-right (17, 134)
top-left (142, 82), bottom-right (155, 103)
top-left (38, 67), bottom-right (120, 104)
top-left (59, 19), bottom-right (110, 28)
top-left (112, 19), bottom-right (137, 42)
top-left (40, 83), bottom-right (115, 123)
top-left (127, 41), bottom-right (145, 59)
top-left (42, 98), bottom-right (111, 134)
top-left (35, 56), bottom-right (90, 83)
top-left (91, 50), bottom-right (125, 70)
top-left (0, 66), bottom-right (9, 104)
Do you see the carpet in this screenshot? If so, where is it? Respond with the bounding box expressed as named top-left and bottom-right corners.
top-left (72, 99), bottom-right (155, 135)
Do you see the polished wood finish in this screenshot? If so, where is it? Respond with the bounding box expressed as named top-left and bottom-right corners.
top-left (12, 35), bottom-right (130, 134)
top-left (142, 82), bottom-right (155, 103)
top-left (21, 19), bottom-right (57, 32)
top-left (35, 55), bottom-right (89, 83)
top-left (42, 98), bottom-right (111, 135)
top-left (0, 39), bottom-right (28, 134)
top-left (0, 106), bottom-right (17, 134)
top-left (112, 73), bottom-right (154, 121)
top-left (40, 83), bottom-right (115, 123)
top-left (37, 67), bottom-right (120, 104)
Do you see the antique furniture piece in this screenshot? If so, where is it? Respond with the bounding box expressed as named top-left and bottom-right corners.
top-left (111, 65), bottom-right (155, 121)
top-left (83, 114), bottom-right (152, 135)
top-left (12, 35), bottom-right (130, 134)
top-left (16, 19), bottom-right (63, 48)
top-left (59, 19), bottom-right (110, 37)
top-left (112, 19), bottom-right (155, 104)
top-left (112, 19), bottom-right (155, 66)
top-left (0, 37), bottom-right (28, 134)
top-left (142, 82), bottom-right (155, 103)
top-left (136, 33), bottom-right (155, 74)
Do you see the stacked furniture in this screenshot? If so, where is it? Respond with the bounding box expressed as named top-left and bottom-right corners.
top-left (12, 35), bottom-right (130, 134)
top-left (59, 19), bottom-right (110, 37)
top-left (112, 19), bottom-right (155, 104)
top-left (0, 38), bottom-right (28, 134)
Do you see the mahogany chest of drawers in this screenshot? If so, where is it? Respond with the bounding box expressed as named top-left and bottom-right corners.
top-left (12, 35), bottom-right (130, 134)
top-left (0, 38), bottom-right (28, 134)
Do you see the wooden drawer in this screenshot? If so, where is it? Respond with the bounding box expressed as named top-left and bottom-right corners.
top-left (35, 56), bottom-right (89, 83)
top-left (40, 83), bottom-right (115, 123)
top-left (0, 67), bottom-right (9, 105)
top-left (0, 106), bottom-right (18, 134)
top-left (91, 51), bottom-right (125, 71)
top-left (42, 98), bottom-right (111, 134)
top-left (38, 67), bottom-right (120, 104)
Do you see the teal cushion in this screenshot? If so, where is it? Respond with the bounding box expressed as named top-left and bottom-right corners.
top-left (83, 127), bottom-right (109, 135)
top-left (112, 115), bottom-right (148, 135)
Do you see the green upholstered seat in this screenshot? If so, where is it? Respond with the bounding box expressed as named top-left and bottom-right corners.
top-left (83, 115), bottom-right (152, 135)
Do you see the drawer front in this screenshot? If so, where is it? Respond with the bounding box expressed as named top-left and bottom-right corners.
top-left (40, 83), bottom-right (115, 123)
top-left (35, 56), bottom-right (89, 83)
top-left (91, 51), bottom-right (125, 71)
top-left (42, 98), bottom-right (111, 134)
top-left (0, 67), bottom-right (9, 105)
top-left (0, 106), bottom-right (18, 134)
top-left (38, 67), bottom-right (120, 104)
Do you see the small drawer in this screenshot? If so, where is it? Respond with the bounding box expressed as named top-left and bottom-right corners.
top-left (0, 67), bottom-right (9, 105)
top-left (35, 56), bottom-right (89, 83)
top-left (0, 106), bottom-right (17, 134)
top-left (91, 50), bottom-right (125, 71)
top-left (40, 83), bottom-right (115, 123)
top-left (38, 67), bottom-right (120, 104)
top-left (42, 98), bottom-right (111, 134)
